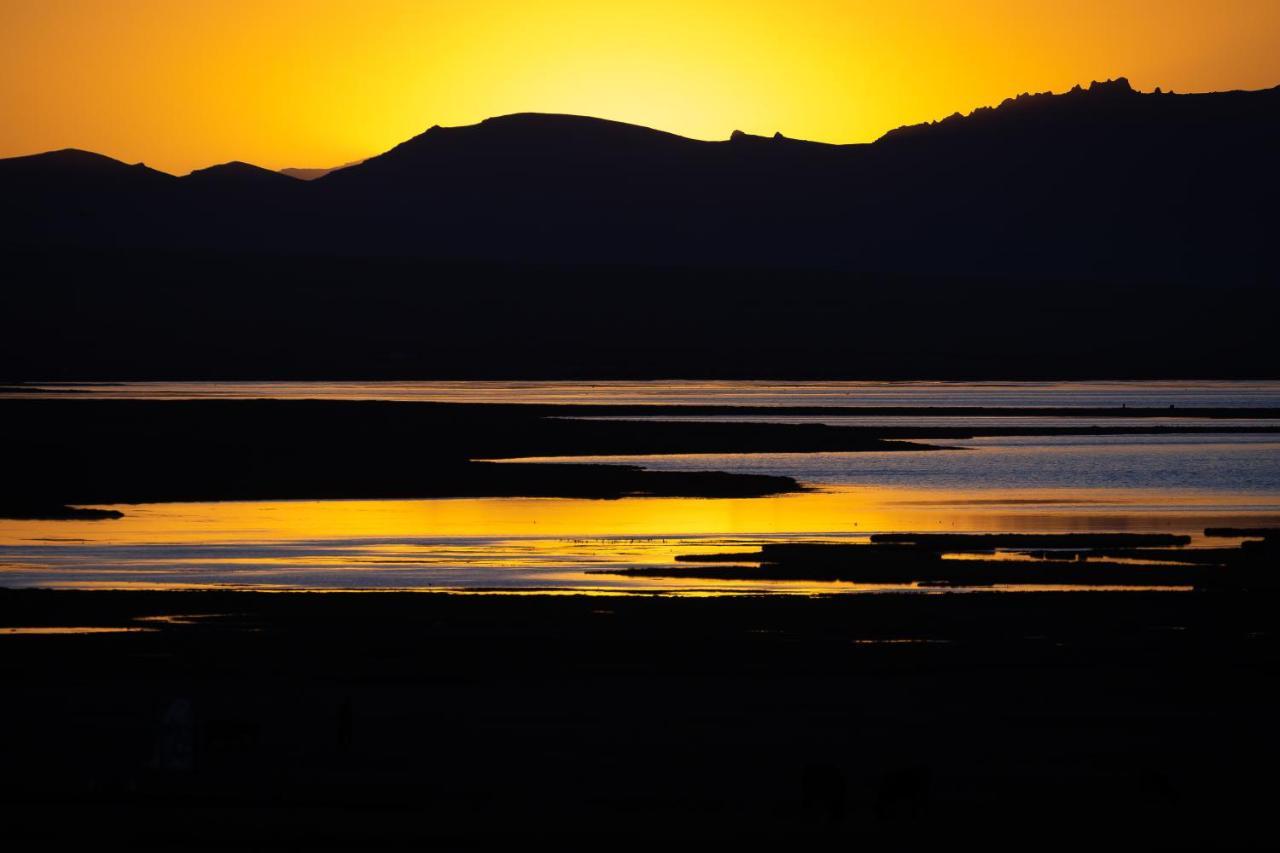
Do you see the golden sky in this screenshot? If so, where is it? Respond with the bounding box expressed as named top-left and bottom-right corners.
top-left (2, 0), bottom-right (1278, 175)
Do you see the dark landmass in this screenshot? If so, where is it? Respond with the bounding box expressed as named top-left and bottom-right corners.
top-left (1, 400), bottom-right (942, 458)
top-left (1, 588), bottom-right (1277, 847)
top-left (2, 460), bottom-right (803, 509)
top-left (866, 532), bottom-right (1192, 548)
top-left (626, 533), bottom-right (1277, 589)
top-left (1025, 547), bottom-right (1257, 565)
top-left (0, 503), bottom-right (125, 521)
top-left (4, 79), bottom-right (1278, 282)
top-left (614, 558), bottom-right (1209, 587)
top-left (1205, 527), bottom-right (1280, 537)
top-left (184, 161), bottom-right (300, 188)
top-left (5, 398), bottom-right (1279, 517)
top-left (4, 256), bottom-right (1277, 382)
top-left (3, 78), bottom-right (1279, 380)
top-left (279, 159), bottom-right (364, 180)
top-left (2, 398), bottom-right (941, 516)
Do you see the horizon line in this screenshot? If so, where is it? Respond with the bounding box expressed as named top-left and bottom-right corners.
top-left (4, 76), bottom-right (1278, 178)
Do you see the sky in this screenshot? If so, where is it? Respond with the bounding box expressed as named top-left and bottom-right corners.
top-left (2, 0), bottom-right (1278, 175)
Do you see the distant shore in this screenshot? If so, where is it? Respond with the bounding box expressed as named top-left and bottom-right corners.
top-left (1, 398), bottom-right (936, 517)
top-left (4, 397), bottom-right (1278, 519)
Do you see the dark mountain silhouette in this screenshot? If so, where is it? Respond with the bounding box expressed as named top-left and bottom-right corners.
top-left (184, 160), bottom-right (300, 187)
top-left (3, 79), bottom-right (1278, 280)
top-left (0, 148), bottom-right (176, 202)
top-left (279, 160), bottom-right (364, 180)
top-left (0, 148), bottom-right (179, 252)
top-left (0, 147), bottom-right (174, 185)
top-left (2, 80), bottom-right (1277, 378)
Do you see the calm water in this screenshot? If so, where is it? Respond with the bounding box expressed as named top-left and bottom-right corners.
top-left (2, 381), bottom-right (1277, 593)
top-left (8, 379), bottom-right (1280, 408)
top-left (568, 415), bottom-right (1280, 428)
top-left (510, 434), bottom-right (1280, 494)
top-left (1, 487), bottom-right (1272, 593)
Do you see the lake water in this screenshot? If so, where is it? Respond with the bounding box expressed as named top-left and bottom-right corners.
top-left (509, 434), bottom-right (1280, 494)
top-left (7, 379), bottom-right (1280, 408)
top-left (2, 381), bottom-right (1277, 593)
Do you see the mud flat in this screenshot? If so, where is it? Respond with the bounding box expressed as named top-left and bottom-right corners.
top-left (617, 531), bottom-right (1279, 589)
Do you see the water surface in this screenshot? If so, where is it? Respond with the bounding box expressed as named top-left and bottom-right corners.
top-left (8, 379), bottom-right (1280, 408)
top-left (3, 381), bottom-right (1276, 593)
top-left (2, 485), bottom-right (1274, 593)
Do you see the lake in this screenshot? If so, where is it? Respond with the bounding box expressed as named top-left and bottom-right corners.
top-left (2, 381), bottom-right (1277, 593)
top-left (6, 379), bottom-right (1280, 407)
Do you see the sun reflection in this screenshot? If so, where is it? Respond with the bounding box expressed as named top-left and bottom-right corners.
top-left (1, 485), bottom-right (1277, 593)
top-left (5, 486), bottom-right (1275, 546)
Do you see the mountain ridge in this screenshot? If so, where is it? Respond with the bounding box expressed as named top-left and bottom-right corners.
top-left (279, 160), bottom-right (364, 180)
top-left (2, 78), bottom-right (1278, 284)
top-left (4, 78), bottom-right (1277, 380)
top-left (9, 77), bottom-right (1275, 176)
top-left (184, 160), bottom-right (298, 184)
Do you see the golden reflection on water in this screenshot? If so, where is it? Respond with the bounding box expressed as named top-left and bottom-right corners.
top-left (1, 485), bottom-right (1276, 593)
top-left (10, 380), bottom-right (1279, 406)
top-left (3, 485), bottom-right (1275, 546)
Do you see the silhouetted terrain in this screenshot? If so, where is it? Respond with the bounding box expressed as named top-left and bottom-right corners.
top-left (2, 79), bottom-right (1277, 378)
top-left (278, 159), bottom-right (363, 180)
top-left (7, 398), bottom-right (1277, 516)
top-left (2, 587), bottom-right (1278, 847)
top-left (4, 252), bottom-right (1278, 379)
top-left (2, 398), bottom-right (947, 513)
top-left (5, 78), bottom-right (1279, 278)
top-left (616, 531), bottom-right (1280, 589)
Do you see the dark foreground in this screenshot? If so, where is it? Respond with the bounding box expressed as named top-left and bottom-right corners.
top-left (2, 589), bottom-right (1277, 849)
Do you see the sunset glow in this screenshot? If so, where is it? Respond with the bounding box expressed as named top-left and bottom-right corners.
top-left (3, 0), bottom-right (1278, 174)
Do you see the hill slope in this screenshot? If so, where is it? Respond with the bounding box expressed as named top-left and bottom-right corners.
top-left (2, 81), bottom-right (1277, 378)
top-left (2, 80), bottom-right (1278, 282)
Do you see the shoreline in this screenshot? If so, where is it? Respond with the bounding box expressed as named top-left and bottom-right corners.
top-left (5, 397), bottom-right (1276, 518)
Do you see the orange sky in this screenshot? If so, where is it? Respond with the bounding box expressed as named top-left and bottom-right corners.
top-left (2, 0), bottom-right (1278, 175)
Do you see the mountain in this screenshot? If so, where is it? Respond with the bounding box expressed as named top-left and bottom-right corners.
top-left (184, 160), bottom-right (301, 187)
top-left (0, 149), bottom-right (178, 251)
top-left (0, 148), bottom-right (175, 199)
top-left (0, 148), bottom-right (173, 184)
top-left (279, 160), bottom-right (364, 180)
top-left (2, 80), bottom-right (1278, 378)
top-left (3, 79), bottom-right (1277, 282)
